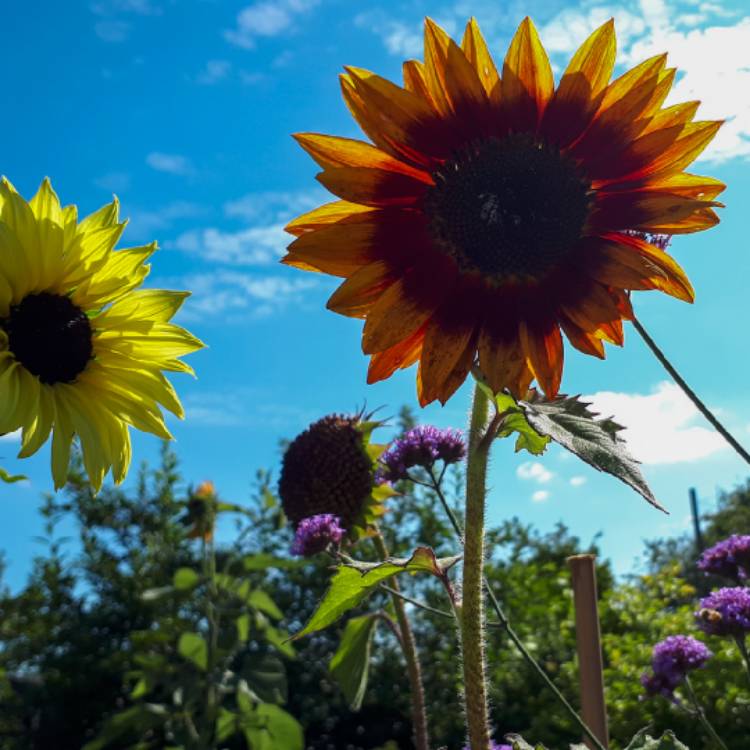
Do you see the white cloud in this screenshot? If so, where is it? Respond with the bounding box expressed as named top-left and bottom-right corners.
top-left (124, 201), bottom-right (207, 241)
top-left (586, 381), bottom-right (727, 465)
top-left (570, 476), bottom-right (588, 487)
top-left (172, 224), bottom-right (287, 265)
top-left (146, 152), bottom-right (195, 177)
top-left (223, 190), bottom-right (320, 223)
top-left (224, 0), bottom-right (320, 49)
top-left (517, 461), bottom-right (554, 483)
top-left (174, 271), bottom-right (316, 320)
top-left (195, 60), bottom-right (232, 85)
top-left (532, 490), bottom-right (550, 502)
top-left (91, 0), bottom-right (162, 41)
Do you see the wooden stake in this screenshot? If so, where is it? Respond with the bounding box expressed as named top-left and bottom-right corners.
top-left (567, 554), bottom-right (609, 749)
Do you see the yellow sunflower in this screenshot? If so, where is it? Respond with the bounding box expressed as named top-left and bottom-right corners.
top-left (282, 17), bottom-right (724, 406)
top-left (0, 177), bottom-right (204, 490)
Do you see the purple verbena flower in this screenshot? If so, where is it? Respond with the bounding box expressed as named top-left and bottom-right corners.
top-left (696, 587), bottom-right (750, 637)
top-left (641, 635), bottom-right (712, 702)
top-left (380, 425), bottom-right (466, 482)
top-left (698, 535), bottom-right (750, 581)
top-left (290, 514), bottom-right (345, 557)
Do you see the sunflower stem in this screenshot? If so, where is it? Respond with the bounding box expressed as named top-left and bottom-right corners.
top-left (372, 530), bottom-right (431, 750)
top-left (423, 467), bottom-right (608, 750)
top-left (461, 384), bottom-right (494, 750)
top-left (633, 315), bottom-right (750, 465)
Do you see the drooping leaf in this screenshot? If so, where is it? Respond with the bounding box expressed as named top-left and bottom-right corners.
top-left (0, 467), bottom-right (25, 483)
top-left (625, 729), bottom-right (689, 750)
top-left (294, 547), bottom-right (459, 639)
top-left (177, 632), bottom-right (208, 671)
top-left (330, 613), bottom-right (379, 711)
top-left (172, 567), bottom-right (200, 590)
top-left (519, 391), bottom-right (664, 512)
top-left (242, 653), bottom-right (288, 704)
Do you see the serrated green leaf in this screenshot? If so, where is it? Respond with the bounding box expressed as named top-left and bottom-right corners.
top-left (177, 632), bottom-right (207, 671)
top-left (294, 547), bottom-right (458, 639)
top-left (330, 614), bottom-right (378, 711)
top-left (172, 567), bottom-right (200, 590)
top-left (625, 729), bottom-right (689, 750)
top-left (242, 704), bottom-right (303, 750)
top-left (0, 467), bottom-right (25, 483)
top-left (519, 392), bottom-right (664, 512)
top-left (243, 653), bottom-right (288, 704)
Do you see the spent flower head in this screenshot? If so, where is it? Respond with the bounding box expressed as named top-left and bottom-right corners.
top-left (698, 535), bottom-right (750, 581)
top-left (380, 425), bottom-right (466, 482)
top-left (290, 514), bottom-right (346, 557)
top-left (696, 587), bottom-right (750, 637)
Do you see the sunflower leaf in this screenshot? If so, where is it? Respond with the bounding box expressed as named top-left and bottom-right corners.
top-left (518, 392), bottom-right (664, 512)
top-left (293, 547), bottom-right (458, 639)
top-left (329, 613), bottom-right (379, 711)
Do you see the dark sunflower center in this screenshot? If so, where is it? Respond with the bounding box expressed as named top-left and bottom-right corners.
top-left (4, 293), bottom-right (93, 384)
top-left (425, 134), bottom-right (591, 279)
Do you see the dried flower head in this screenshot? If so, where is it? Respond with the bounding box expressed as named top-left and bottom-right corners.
top-left (380, 425), bottom-right (466, 481)
top-left (290, 514), bottom-right (346, 557)
top-left (279, 414), bottom-right (375, 528)
top-left (696, 587), bottom-right (750, 637)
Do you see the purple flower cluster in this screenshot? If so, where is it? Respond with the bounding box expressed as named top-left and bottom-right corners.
top-left (698, 535), bottom-right (750, 581)
top-left (641, 635), bottom-right (712, 700)
top-left (695, 587), bottom-right (750, 637)
top-left (379, 425), bottom-right (466, 482)
top-left (290, 514), bottom-right (345, 557)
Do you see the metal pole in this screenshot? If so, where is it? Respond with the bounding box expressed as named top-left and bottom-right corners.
top-left (690, 488), bottom-right (705, 553)
top-left (567, 554), bottom-right (609, 749)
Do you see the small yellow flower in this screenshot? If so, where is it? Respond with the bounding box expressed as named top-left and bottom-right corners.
top-left (0, 177), bottom-right (204, 490)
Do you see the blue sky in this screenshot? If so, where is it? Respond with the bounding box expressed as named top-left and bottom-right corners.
top-left (2, 0), bottom-right (750, 591)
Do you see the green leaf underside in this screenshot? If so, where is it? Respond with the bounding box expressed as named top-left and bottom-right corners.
top-left (177, 631), bottom-right (208, 671)
top-left (294, 546), bottom-right (459, 639)
top-left (329, 613), bottom-right (379, 711)
top-left (518, 392), bottom-right (664, 512)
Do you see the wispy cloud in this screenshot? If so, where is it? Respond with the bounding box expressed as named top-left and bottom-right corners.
top-left (195, 60), bottom-right (232, 85)
top-left (93, 171), bottom-right (132, 193)
top-left (124, 201), bottom-right (208, 241)
top-left (224, 0), bottom-right (320, 49)
top-left (517, 461), bottom-right (554, 483)
top-left (586, 381), bottom-right (727, 465)
top-left (174, 270), bottom-right (316, 321)
top-left (223, 190), bottom-right (320, 223)
top-left (172, 225), bottom-right (286, 265)
top-left (94, 20), bottom-right (131, 42)
top-left (570, 476), bottom-right (588, 487)
top-left (532, 490), bottom-right (550, 503)
top-left (146, 152), bottom-right (196, 177)
top-left (91, 0), bottom-right (162, 41)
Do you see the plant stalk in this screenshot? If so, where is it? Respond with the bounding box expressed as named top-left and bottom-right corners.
top-left (734, 636), bottom-right (750, 684)
top-left (461, 384), bottom-right (493, 750)
top-left (373, 531), bottom-right (430, 750)
top-left (423, 469), bottom-right (608, 750)
top-left (633, 316), bottom-right (750, 465)
top-left (684, 675), bottom-right (729, 750)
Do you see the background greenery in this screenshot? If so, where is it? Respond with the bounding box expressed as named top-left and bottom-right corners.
top-left (1, 412), bottom-right (748, 749)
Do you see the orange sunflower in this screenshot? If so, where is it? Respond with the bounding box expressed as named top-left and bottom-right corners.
top-left (282, 17), bottom-right (724, 406)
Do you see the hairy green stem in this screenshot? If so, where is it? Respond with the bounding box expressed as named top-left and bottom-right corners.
top-left (684, 675), bottom-right (729, 750)
top-left (461, 384), bottom-right (493, 750)
top-left (423, 472), bottom-right (607, 750)
top-left (633, 316), bottom-right (750, 465)
top-left (373, 531), bottom-right (430, 750)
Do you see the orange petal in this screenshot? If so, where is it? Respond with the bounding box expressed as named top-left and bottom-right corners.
top-left (560, 280), bottom-right (625, 344)
top-left (423, 17), bottom-right (488, 123)
top-left (316, 165), bottom-right (431, 207)
top-left (427, 330), bottom-right (479, 406)
top-left (362, 262), bottom-right (456, 354)
top-left (326, 260), bottom-right (395, 318)
top-left (580, 232), bottom-right (694, 302)
top-left (520, 319), bottom-right (564, 396)
top-left (541, 19), bottom-right (616, 147)
top-left (461, 18), bottom-right (500, 102)
top-left (640, 100), bottom-right (700, 137)
top-left (559, 315), bottom-right (606, 358)
top-left (285, 200), bottom-right (375, 237)
top-left (367, 324), bottom-right (425, 383)
top-left (478, 328), bottom-right (532, 398)
top-left (638, 120), bottom-right (723, 179)
top-left (501, 17), bottom-right (554, 133)
top-left (630, 172), bottom-right (726, 201)
top-left (403, 59), bottom-right (436, 107)
top-left (294, 133), bottom-right (432, 180)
